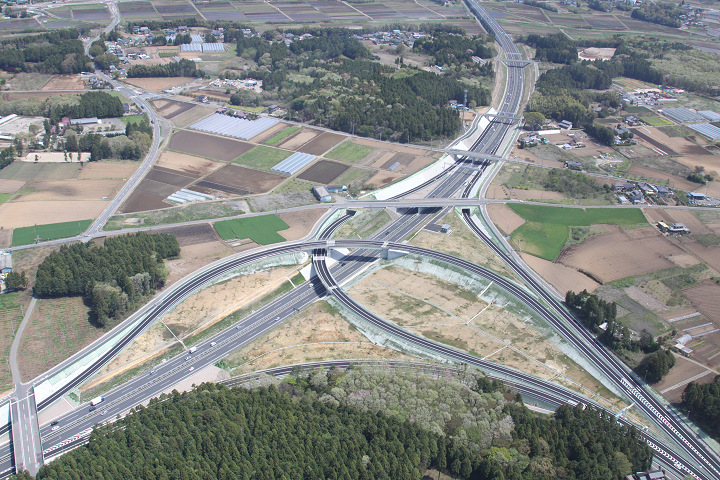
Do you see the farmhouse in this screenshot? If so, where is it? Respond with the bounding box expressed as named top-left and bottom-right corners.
top-left (668, 223), bottom-right (690, 234)
top-left (564, 161), bottom-right (582, 170)
top-left (326, 185), bottom-right (347, 194)
top-left (559, 119), bottom-right (573, 130)
top-left (312, 186), bottom-right (332, 202)
top-left (0, 252), bottom-right (11, 274)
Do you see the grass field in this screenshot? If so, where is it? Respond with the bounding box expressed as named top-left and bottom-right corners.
top-left (119, 114), bottom-right (147, 125)
top-left (12, 219), bottom-right (92, 246)
top-left (264, 126), bottom-right (300, 146)
top-left (325, 141), bottom-right (374, 164)
top-left (158, 52), bottom-right (176, 58)
top-left (508, 205), bottom-right (648, 261)
top-left (232, 145), bottom-right (291, 172)
top-left (0, 192), bottom-right (12, 205)
top-left (213, 215), bottom-right (289, 244)
top-left (0, 292), bottom-right (22, 389)
top-left (639, 116), bottom-right (674, 126)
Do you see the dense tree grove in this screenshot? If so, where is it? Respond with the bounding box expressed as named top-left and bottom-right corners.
top-left (584, 122), bottom-right (615, 146)
top-left (522, 33), bottom-right (578, 64)
top-left (413, 33), bottom-right (494, 67)
top-left (0, 29), bottom-right (92, 74)
top-left (0, 146), bottom-right (15, 170)
top-left (232, 27), bottom-right (491, 142)
top-left (34, 233), bottom-right (178, 324)
top-left (635, 349), bottom-right (676, 384)
top-left (631, 2), bottom-right (684, 28)
top-left (683, 376), bottom-right (720, 440)
top-left (127, 59), bottom-right (204, 78)
top-left (3, 271), bottom-right (28, 291)
top-left (21, 368), bottom-right (651, 480)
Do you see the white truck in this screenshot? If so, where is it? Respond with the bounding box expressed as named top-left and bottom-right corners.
top-left (90, 396), bottom-right (104, 406)
top-left (188, 346), bottom-right (198, 354)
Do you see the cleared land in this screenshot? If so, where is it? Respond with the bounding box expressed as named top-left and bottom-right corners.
top-left (1, 199), bottom-right (103, 230)
top-left (214, 214), bottom-right (289, 244)
top-left (277, 208), bottom-right (326, 241)
top-left (487, 203), bottom-right (526, 235)
top-left (168, 130), bottom-right (254, 161)
top-left (232, 145), bottom-right (291, 172)
top-left (124, 77), bottom-right (195, 92)
top-left (17, 296), bottom-right (101, 382)
top-left (41, 75), bottom-right (88, 91)
top-left (155, 151), bottom-right (225, 177)
top-left (297, 131), bottom-right (346, 156)
top-left (225, 301), bottom-right (415, 375)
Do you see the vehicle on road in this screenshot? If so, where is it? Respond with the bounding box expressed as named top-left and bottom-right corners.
top-left (51, 425), bottom-right (59, 431)
top-left (188, 346), bottom-right (198, 354)
top-left (89, 406), bottom-right (96, 412)
top-left (50, 421), bottom-right (58, 426)
top-left (189, 367), bottom-right (194, 372)
top-left (90, 396), bottom-right (104, 406)
top-left (100, 410), bottom-right (107, 416)
top-left (210, 342), bottom-right (216, 347)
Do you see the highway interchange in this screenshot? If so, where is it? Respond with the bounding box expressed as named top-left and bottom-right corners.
top-left (2, 0), bottom-right (719, 479)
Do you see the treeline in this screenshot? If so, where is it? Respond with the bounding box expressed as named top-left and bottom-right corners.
top-left (68, 120), bottom-right (152, 161)
top-left (631, 2), bottom-right (684, 28)
top-left (413, 33), bottom-right (494, 66)
top-left (22, 369), bottom-right (651, 480)
top-left (0, 146), bottom-right (15, 171)
top-left (524, 0), bottom-right (558, 13)
top-left (127, 59), bottom-right (204, 78)
top-left (584, 122), bottom-right (615, 146)
top-left (522, 33), bottom-right (577, 64)
top-left (60, 91), bottom-right (124, 120)
top-left (34, 233), bottom-right (178, 325)
top-left (0, 28), bottom-right (92, 74)
top-left (566, 290), bottom-right (672, 382)
top-left (683, 376), bottom-right (720, 441)
top-left (544, 168), bottom-right (607, 198)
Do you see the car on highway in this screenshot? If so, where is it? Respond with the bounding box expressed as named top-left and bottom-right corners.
top-left (100, 410), bottom-right (108, 416)
top-left (50, 421), bottom-right (58, 426)
top-left (189, 367), bottom-right (195, 372)
top-left (210, 342), bottom-right (216, 347)
top-left (89, 406), bottom-right (96, 412)
top-left (51, 425), bottom-right (59, 431)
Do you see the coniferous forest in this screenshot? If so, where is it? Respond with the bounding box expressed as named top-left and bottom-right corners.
top-left (17, 369), bottom-right (652, 480)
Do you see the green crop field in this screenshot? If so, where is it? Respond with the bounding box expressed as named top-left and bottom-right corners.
top-left (12, 220), bottom-right (92, 246)
top-left (0, 192), bottom-right (12, 206)
top-left (119, 114), bottom-right (147, 125)
top-left (325, 141), bottom-right (374, 164)
top-left (508, 205), bottom-right (647, 261)
top-left (213, 215), bottom-right (289, 244)
top-left (264, 126), bottom-right (300, 146)
top-left (232, 146), bottom-right (291, 172)
top-left (639, 116), bottom-right (673, 126)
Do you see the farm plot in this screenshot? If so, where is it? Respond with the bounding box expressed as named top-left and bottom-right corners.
top-left (0, 180), bottom-right (25, 194)
top-left (310, 0), bottom-right (366, 19)
top-left (156, 151), bottom-right (224, 177)
top-left (558, 226), bottom-right (684, 283)
top-left (121, 166), bottom-right (200, 214)
top-left (41, 75), bottom-right (89, 91)
top-left (277, 208), bottom-right (326, 241)
top-left (276, 3), bottom-right (329, 22)
top-left (676, 155), bottom-right (720, 177)
top-left (0, 162), bottom-right (81, 182)
top-left (150, 99), bottom-right (196, 119)
top-left (353, 2), bottom-right (403, 19)
top-left (214, 214), bottom-right (289, 244)
top-left (155, 223), bottom-right (219, 247)
top-left (487, 203), bottom-right (525, 235)
top-left (633, 127), bottom-right (710, 156)
top-left (297, 160), bottom-right (349, 184)
top-left (626, 163), bottom-right (697, 191)
top-left (126, 77), bottom-right (194, 92)
top-left (72, 5), bottom-right (111, 21)
top-left (12, 219), bottom-right (92, 246)
top-left (584, 15), bottom-right (626, 29)
top-left (1, 200), bottom-right (105, 229)
top-left (232, 146), bottom-right (291, 172)
top-left (325, 141), bottom-right (375, 164)
top-left (11, 179), bottom-right (122, 203)
top-left (0, 19), bottom-right (40, 31)
top-left (195, 164), bottom-right (285, 195)
top-left (297, 131), bottom-right (346, 156)
top-left (153, 0), bottom-right (198, 16)
top-left (168, 130), bottom-right (254, 161)
top-left (276, 128), bottom-right (319, 151)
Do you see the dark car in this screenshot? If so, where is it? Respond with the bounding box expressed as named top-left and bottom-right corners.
top-left (89, 406), bottom-right (96, 412)
top-left (50, 421), bottom-right (59, 426)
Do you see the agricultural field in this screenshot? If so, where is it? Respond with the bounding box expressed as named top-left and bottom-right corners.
top-left (263, 126), bottom-right (301, 147)
top-left (232, 146), bottom-right (291, 172)
top-left (297, 160), bottom-right (349, 184)
top-left (168, 130), bottom-right (254, 162)
top-left (213, 214), bottom-right (289, 244)
top-left (325, 141), bottom-right (375, 164)
top-left (194, 164), bottom-right (285, 196)
top-left (507, 204), bottom-right (647, 261)
top-left (12, 220), bottom-right (92, 246)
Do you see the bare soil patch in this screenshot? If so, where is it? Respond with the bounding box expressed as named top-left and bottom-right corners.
top-left (684, 280), bottom-right (720, 328)
top-left (633, 127), bottom-right (709, 156)
top-left (41, 75), bottom-right (88, 91)
top-left (520, 253), bottom-right (600, 294)
top-left (557, 225), bottom-right (684, 283)
top-left (0, 179), bottom-right (25, 194)
top-left (77, 162), bottom-right (138, 180)
top-left (676, 155), bottom-right (720, 177)
top-left (156, 151), bottom-right (225, 177)
top-left (154, 223), bottom-right (218, 247)
top-left (197, 164), bottom-right (285, 195)
top-left (0, 162), bottom-right (81, 181)
top-left (297, 160), bottom-right (349, 183)
top-left (277, 208), bottom-right (326, 241)
top-left (120, 190), bottom-right (169, 214)
top-left (401, 155), bottom-right (436, 176)
top-left (510, 147), bottom-right (566, 168)
top-left (11, 179), bottom-right (122, 202)
top-left (627, 163), bottom-right (697, 191)
top-left (226, 301), bottom-right (415, 375)
top-left (667, 254), bottom-right (701, 268)
top-left (124, 77), bottom-right (195, 92)
top-left (365, 170), bottom-right (402, 188)
top-left (164, 240), bottom-right (236, 286)
top-left (656, 356), bottom-right (714, 403)
top-left (488, 203), bottom-right (525, 235)
top-left (277, 128), bottom-right (319, 150)
top-left (17, 296), bottom-right (102, 382)
top-left (146, 165), bottom-right (199, 186)
top-left (250, 122), bottom-right (287, 144)
top-left (353, 137), bottom-right (427, 156)
top-left (298, 131), bottom-right (346, 156)
top-left (170, 105), bottom-right (214, 128)
top-left (169, 130), bottom-right (254, 162)
top-left (0, 230), bottom-right (11, 248)
top-left (0, 200), bottom-right (108, 228)
top-left (644, 208), bottom-right (714, 236)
